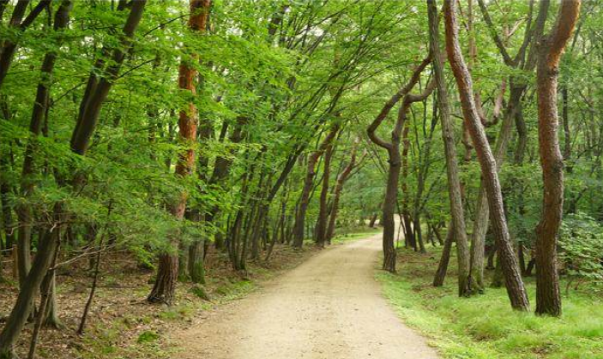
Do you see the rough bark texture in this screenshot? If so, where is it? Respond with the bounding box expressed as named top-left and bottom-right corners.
top-left (148, 0), bottom-right (210, 305)
top-left (444, 0), bottom-right (529, 311)
top-left (469, 84), bottom-right (521, 292)
top-left (427, 0), bottom-right (470, 296)
top-left (535, 0), bottom-right (580, 317)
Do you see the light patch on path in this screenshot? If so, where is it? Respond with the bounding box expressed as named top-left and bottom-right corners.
top-left (170, 235), bottom-right (439, 359)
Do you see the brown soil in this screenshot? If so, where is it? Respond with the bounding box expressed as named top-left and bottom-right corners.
top-left (170, 234), bottom-right (440, 359)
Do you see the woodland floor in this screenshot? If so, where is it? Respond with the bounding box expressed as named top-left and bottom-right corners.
top-left (169, 233), bottom-right (439, 359)
top-left (0, 240), bottom-right (323, 358)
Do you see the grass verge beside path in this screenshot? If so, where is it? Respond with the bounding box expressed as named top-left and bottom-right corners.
top-left (378, 247), bottom-right (603, 359)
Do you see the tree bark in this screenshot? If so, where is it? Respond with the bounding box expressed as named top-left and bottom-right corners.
top-left (16, 0), bottom-right (73, 320)
top-left (315, 139), bottom-right (335, 247)
top-left (0, 206), bottom-right (62, 359)
top-left (433, 223), bottom-right (453, 287)
top-left (534, 0), bottom-right (580, 317)
top-left (292, 125), bottom-right (339, 248)
top-left (367, 54), bottom-right (431, 273)
top-left (326, 141), bottom-right (359, 242)
top-left (148, 0), bottom-right (210, 305)
top-left (444, 0), bottom-right (529, 311)
top-left (427, 0), bottom-right (471, 296)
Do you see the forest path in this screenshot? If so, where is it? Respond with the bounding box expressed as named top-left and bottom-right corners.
top-left (170, 234), bottom-right (439, 359)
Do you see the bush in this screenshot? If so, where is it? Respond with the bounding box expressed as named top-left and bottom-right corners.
top-left (559, 213), bottom-right (603, 290)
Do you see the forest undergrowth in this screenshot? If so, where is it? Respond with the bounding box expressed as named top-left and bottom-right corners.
top-left (0, 241), bottom-right (319, 359)
top-left (380, 246), bottom-right (603, 359)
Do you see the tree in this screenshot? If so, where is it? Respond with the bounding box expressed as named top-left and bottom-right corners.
top-left (427, 0), bottom-right (471, 296)
top-left (534, 0), bottom-right (581, 317)
top-left (148, 0), bottom-right (211, 305)
top-left (443, 0), bottom-right (529, 311)
top-left (367, 54), bottom-right (432, 272)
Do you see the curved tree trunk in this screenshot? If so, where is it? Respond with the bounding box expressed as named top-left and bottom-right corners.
top-left (367, 55), bottom-right (432, 273)
top-left (534, 0), bottom-right (580, 317)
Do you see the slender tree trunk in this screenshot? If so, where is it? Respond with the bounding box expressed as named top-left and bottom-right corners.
top-left (428, 0), bottom-right (471, 296)
top-left (293, 125), bottom-right (339, 248)
top-left (326, 142), bottom-right (358, 242)
top-left (149, 0), bottom-right (209, 305)
top-left (534, 0), bottom-right (580, 317)
top-left (469, 84), bottom-right (523, 293)
top-left (368, 55), bottom-right (431, 273)
top-left (433, 223), bottom-right (453, 287)
top-left (0, 205), bottom-right (62, 359)
top-left (315, 142), bottom-right (334, 247)
top-left (444, 0), bottom-right (529, 311)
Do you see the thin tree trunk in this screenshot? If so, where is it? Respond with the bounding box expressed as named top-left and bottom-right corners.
top-left (315, 141), bottom-right (334, 247)
top-left (326, 141), bottom-right (359, 242)
top-left (367, 54), bottom-right (432, 273)
top-left (293, 125), bottom-right (339, 248)
top-left (0, 205), bottom-right (62, 359)
top-left (433, 222), bottom-right (453, 287)
top-left (148, 0), bottom-right (210, 304)
top-left (444, 0), bottom-right (529, 311)
top-left (428, 0), bottom-right (471, 296)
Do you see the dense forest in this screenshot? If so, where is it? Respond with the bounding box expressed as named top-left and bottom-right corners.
top-left (0, 0), bottom-right (601, 358)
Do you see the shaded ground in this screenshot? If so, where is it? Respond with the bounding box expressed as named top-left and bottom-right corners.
top-left (0, 244), bottom-right (316, 358)
top-left (171, 234), bottom-right (439, 359)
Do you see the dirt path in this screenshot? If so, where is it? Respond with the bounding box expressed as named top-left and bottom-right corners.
top-left (170, 235), bottom-right (439, 359)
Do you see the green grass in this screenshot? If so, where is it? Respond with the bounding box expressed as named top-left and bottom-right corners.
top-left (378, 247), bottom-right (603, 359)
top-left (331, 226), bottom-right (381, 244)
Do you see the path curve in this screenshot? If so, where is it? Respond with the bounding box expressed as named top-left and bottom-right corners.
top-left (171, 235), bottom-right (439, 359)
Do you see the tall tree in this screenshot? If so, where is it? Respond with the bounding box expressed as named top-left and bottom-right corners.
top-left (367, 54), bottom-right (431, 273)
top-left (427, 0), bottom-right (471, 296)
top-left (292, 124), bottom-right (339, 248)
top-left (534, 0), bottom-right (581, 317)
top-left (443, 0), bottom-right (529, 311)
top-left (0, 2), bottom-right (148, 357)
top-left (148, 0), bottom-right (211, 305)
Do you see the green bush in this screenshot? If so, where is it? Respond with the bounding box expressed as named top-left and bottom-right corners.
top-left (559, 213), bottom-right (603, 289)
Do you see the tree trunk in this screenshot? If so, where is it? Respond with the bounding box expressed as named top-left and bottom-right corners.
top-left (14, 0), bottom-right (73, 323)
top-left (326, 141), bottom-right (358, 242)
top-left (433, 223), bottom-right (453, 287)
top-left (428, 0), bottom-right (471, 296)
top-left (148, 0), bottom-right (210, 304)
top-left (0, 207), bottom-right (61, 359)
top-left (367, 55), bottom-right (432, 273)
top-left (444, 0), bottom-right (529, 311)
top-left (293, 125), bottom-right (339, 248)
top-left (315, 142), bottom-right (334, 247)
top-left (534, 0), bottom-right (580, 317)
top-left (468, 84), bottom-right (522, 293)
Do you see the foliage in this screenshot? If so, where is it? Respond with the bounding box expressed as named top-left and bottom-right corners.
top-left (560, 213), bottom-right (603, 289)
top-left (379, 248), bottom-right (603, 359)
